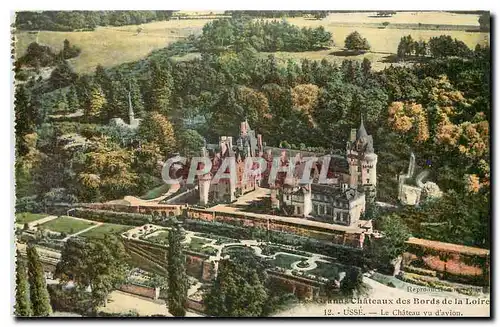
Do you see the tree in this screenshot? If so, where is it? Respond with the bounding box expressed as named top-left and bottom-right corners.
top-left (397, 35), bottom-right (415, 59)
top-left (84, 84), bottom-right (106, 119)
top-left (478, 12), bottom-right (490, 31)
top-left (27, 245), bottom-right (52, 316)
top-left (344, 31), bottom-right (370, 52)
top-left (370, 214), bottom-right (411, 266)
top-left (14, 84), bottom-right (35, 156)
top-left (203, 259), bottom-right (268, 317)
top-left (61, 39), bottom-right (81, 59)
top-left (177, 129), bottom-right (205, 157)
top-left (138, 112), bottom-right (176, 156)
top-left (340, 267), bottom-right (367, 297)
top-left (428, 36), bottom-right (472, 58)
top-left (167, 226), bottom-right (188, 317)
top-left (66, 86), bottom-right (80, 112)
top-left (15, 250), bottom-right (32, 317)
top-left (49, 60), bottom-right (77, 89)
top-left (146, 61), bottom-right (173, 115)
top-left (56, 236), bottom-right (129, 313)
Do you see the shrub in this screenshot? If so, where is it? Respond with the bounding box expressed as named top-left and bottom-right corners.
top-left (404, 265), bottom-right (437, 277)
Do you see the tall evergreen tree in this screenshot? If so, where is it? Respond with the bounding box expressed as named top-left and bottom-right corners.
top-left (147, 61), bottom-right (173, 115)
top-left (66, 86), bottom-right (80, 112)
top-left (14, 86), bottom-right (31, 156)
top-left (167, 226), bottom-right (188, 317)
top-left (27, 245), bottom-right (52, 316)
top-left (15, 250), bottom-right (32, 317)
top-left (84, 84), bottom-right (107, 120)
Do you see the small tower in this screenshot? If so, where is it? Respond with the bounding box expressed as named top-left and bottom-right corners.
top-left (198, 146), bottom-right (211, 205)
top-left (128, 90), bottom-right (138, 126)
top-left (347, 115), bottom-right (377, 201)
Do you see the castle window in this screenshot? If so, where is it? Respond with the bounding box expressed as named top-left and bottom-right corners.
top-left (366, 179), bottom-right (370, 184)
top-left (327, 207), bottom-right (333, 215)
top-left (367, 169), bottom-right (370, 173)
top-left (297, 207), bottom-right (301, 215)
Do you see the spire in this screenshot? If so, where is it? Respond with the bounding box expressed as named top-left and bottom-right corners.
top-left (356, 113), bottom-right (368, 140)
top-left (128, 82), bottom-right (134, 125)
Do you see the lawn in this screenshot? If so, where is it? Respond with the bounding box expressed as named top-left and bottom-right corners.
top-left (15, 212), bottom-right (47, 224)
top-left (140, 184), bottom-right (170, 200)
top-left (40, 216), bottom-right (95, 234)
top-left (271, 253), bottom-right (304, 270)
top-left (14, 19), bottom-right (212, 74)
top-left (80, 223), bottom-right (133, 239)
top-left (145, 230), bottom-right (170, 244)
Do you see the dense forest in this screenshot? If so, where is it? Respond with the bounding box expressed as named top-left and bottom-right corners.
top-left (14, 16), bottom-right (490, 248)
top-left (14, 11), bottom-right (175, 31)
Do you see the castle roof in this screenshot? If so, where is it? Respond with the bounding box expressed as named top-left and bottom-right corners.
top-left (354, 116), bottom-right (374, 154)
top-left (356, 116), bottom-right (368, 140)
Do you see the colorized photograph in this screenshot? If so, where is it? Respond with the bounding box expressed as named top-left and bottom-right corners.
top-left (12, 10), bottom-right (490, 317)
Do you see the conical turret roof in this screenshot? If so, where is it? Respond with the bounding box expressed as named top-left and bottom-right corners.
top-left (356, 115), bottom-right (368, 140)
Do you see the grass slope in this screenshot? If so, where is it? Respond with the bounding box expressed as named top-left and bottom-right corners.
top-left (14, 19), bottom-right (211, 74)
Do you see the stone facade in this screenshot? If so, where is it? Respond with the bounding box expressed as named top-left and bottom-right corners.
top-left (198, 120), bottom-right (263, 205)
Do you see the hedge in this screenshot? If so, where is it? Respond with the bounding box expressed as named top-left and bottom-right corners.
top-left (73, 208), bottom-right (152, 226)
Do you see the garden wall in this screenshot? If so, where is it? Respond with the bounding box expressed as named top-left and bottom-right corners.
top-left (185, 208), bottom-right (365, 248)
top-left (119, 283), bottom-right (160, 300)
top-left (123, 238), bottom-right (215, 281)
top-left (402, 237), bottom-right (490, 286)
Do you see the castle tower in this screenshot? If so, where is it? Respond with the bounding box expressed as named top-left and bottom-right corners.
top-left (347, 115), bottom-right (377, 201)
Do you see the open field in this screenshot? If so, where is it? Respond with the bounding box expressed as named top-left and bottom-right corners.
top-left (14, 12), bottom-right (489, 74)
top-left (80, 223), bottom-right (133, 238)
top-left (15, 212), bottom-right (47, 224)
top-left (296, 11), bottom-right (483, 27)
top-left (40, 216), bottom-right (95, 234)
top-left (14, 19), bottom-right (211, 74)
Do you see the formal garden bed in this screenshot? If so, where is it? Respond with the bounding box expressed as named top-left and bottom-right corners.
top-left (188, 237), bottom-right (214, 252)
top-left (144, 230), bottom-right (170, 244)
top-left (308, 261), bottom-right (342, 280)
top-left (296, 260), bottom-right (310, 269)
top-left (270, 253), bottom-right (304, 270)
top-left (221, 245), bottom-right (255, 258)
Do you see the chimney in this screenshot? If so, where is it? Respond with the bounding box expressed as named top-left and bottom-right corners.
top-left (350, 128), bottom-right (357, 142)
top-left (240, 121), bottom-right (247, 135)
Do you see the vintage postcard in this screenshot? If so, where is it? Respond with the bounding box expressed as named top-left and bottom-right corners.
top-left (12, 10), bottom-right (491, 318)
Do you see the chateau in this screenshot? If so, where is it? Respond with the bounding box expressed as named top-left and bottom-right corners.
top-left (197, 118), bottom-right (377, 228)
